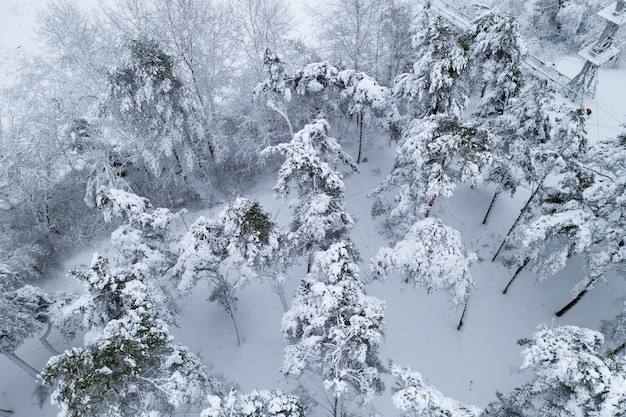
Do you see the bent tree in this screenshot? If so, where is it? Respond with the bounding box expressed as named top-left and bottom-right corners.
top-left (370, 217), bottom-right (477, 330)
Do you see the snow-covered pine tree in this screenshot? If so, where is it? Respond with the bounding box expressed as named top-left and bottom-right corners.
top-left (543, 129), bottom-right (626, 315)
top-left (262, 118), bottom-right (358, 272)
top-left (281, 241), bottom-right (385, 417)
top-left (371, 115), bottom-right (492, 236)
top-left (469, 10), bottom-right (527, 117)
top-left (480, 78), bottom-right (553, 225)
top-left (502, 195), bottom-right (592, 296)
top-left (392, 364), bottom-right (481, 417)
top-left (95, 186), bottom-right (181, 277)
top-left (370, 217), bottom-right (477, 330)
top-left (335, 69), bottom-right (398, 163)
top-left (288, 62), bottom-right (342, 126)
top-left (0, 285), bottom-right (71, 378)
top-left (58, 255), bottom-right (178, 342)
top-left (492, 105), bottom-right (587, 262)
top-left (103, 38), bottom-right (205, 203)
top-left (482, 325), bottom-right (626, 416)
top-left (394, 10), bottom-right (469, 119)
top-left (220, 198), bottom-right (291, 311)
top-left (41, 287), bottom-right (215, 417)
top-left (202, 389), bottom-right (304, 417)
top-left (173, 214), bottom-right (244, 345)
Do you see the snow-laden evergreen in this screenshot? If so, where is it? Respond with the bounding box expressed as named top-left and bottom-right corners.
top-left (262, 119), bottom-right (357, 270)
top-left (392, 364), bottom-right (481, 417)
top-left (469, 10), bottom-right (527, 116)
top-left (370, 217), bottom-right (476, 329)
top-left (483, 325), bottom-right (626, 416)
top-left (281, 242), bottom-right (385, 417)
top-left (202, 389), bottom-right (304, 417)
top-left (41, 255), bottom-right (217, 417)
top-left (371, 115), bottom-right (492, 234)
top-left (394, 12), bottom-right (468, 118)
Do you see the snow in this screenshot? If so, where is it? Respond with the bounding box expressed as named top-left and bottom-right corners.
top-left (1, 43), bottom-right (626, 417)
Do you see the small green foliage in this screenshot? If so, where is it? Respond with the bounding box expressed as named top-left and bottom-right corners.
top-left (238, 202), bottom-right (273, 245)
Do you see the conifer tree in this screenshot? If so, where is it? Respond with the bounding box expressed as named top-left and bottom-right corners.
top-left (483, 325), bottom-right (626, 417)
top-left (469, 11), bottom-right (526, 116)
top-left (371, 115), bottom-right (492, 237)
top-left (202, 389), bottom-right (304, 417)
top-left (262, 119), bottom-right (357, 271)
top-left (281, 242), bottom-right (385, 417)
top-left (370, 217), bottom-right (477, 330)
top-left (394, 11), bottom-right (469, 119)
top-left (103, 38), bottom-right (205, 203)
top-left (392, 364), bottom-right (481, 417)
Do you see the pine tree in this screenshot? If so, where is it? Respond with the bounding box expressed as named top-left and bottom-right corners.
top-left (335, 69), bottom-right (398, 163)
top-left (394, 11), bottom-right (469, 119)
top-left (41, 308), bottom-right (213, 417)
top-left (202, 389), bottom-right (304, 417)
top-left (173, 215), bottom-right (244, 345)
top-left (95, 186), bottom-right (180, 275)
top-left (371, 115), bottom-right (492, 237)
top-left (0, 285), bottom-right (71, 378)
top-left (220, 198), bottom-right (291, 311)
top-left (392, 364), bottom-right (481, 417)
top-left (281, 242), bottom-right (385, 417)
top-left (57, 255), bottom-right (178, 342)
top-left (262, 119), bottom-right (357, 271)
top-left (103, 38), bottom-right (205, 203)
top-left (370, 217), bottom-right (477, 330)
top-left (483, 325), bottom-right (626, 416)
top-left (480, 78), bottom-right (553, 225)
top-left (469, 10), bottom-right (527, 116)
top-left (491, 105), bottom-right (587, 262)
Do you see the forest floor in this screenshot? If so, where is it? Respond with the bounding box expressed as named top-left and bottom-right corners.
top-left (2, 58), bottom-right (626, 417)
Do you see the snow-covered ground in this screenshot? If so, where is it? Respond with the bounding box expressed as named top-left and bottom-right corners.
top-left (1, 57), bottom-right (625, 416)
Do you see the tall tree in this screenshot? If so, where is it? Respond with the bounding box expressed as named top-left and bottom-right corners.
top-left (394, 12), bottom-right (469, 119)
top-left (220, 198), bottom-right (292, 311)
top-left (173, 215), bottom-right (244, 345)
top-left (202, 389), bottom-right (304, 417)
top-left (0, 285), bottom-right (71, 378)
top-left (482, 325), bottom-right (626, 417)
top-left (371, 115), bottom-right (492, 237)
top-left (469, 10), bottom-right (527, 116)
top-left (41, 277), bottom-right (215, 417)
top-left (480, 78), bottom-right (553, 225)
top-left (262, 119), bottom-right (358, 271)
top-left (103, 38), bottom-right (204, 203)
top-left (282, 242), bottom-right (385, 417)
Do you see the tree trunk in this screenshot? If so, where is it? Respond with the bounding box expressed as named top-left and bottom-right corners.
top-left (503, 257), bottom-right (530, 294)
top-left (555, 276), bottom-right (599, 317)
top-left (607, 341), bottom-right (626, 357)
top-left (424, 195), bottom-right (437, 218)
top-left (492, 176), bottom-right (547, 262)
top-left (457, 301), bottom-right (469, 331)
top-left (0, 408), bottom-right (13, 416)
top-left (356, 112), bottom-right (363, 164)
top-left (226, 301), bottom-right (243, 346)
top-left (1, 352), bottom-right (39, 379)
top-left (39, 322), bottom-right (60, 356)
top-left (333, 395), bottom-right (341, 417)
top-left (276, 286), bottom-right (289, 313)
top-left (482, 190), bottom-right (500, 225)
